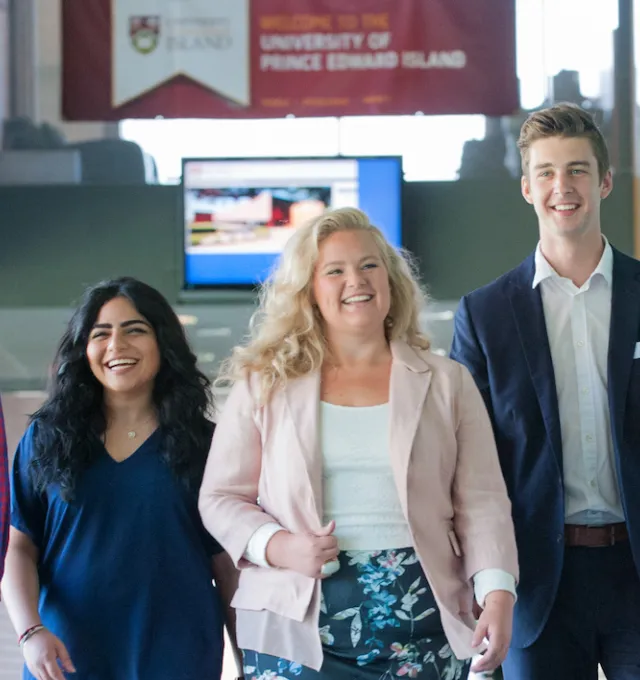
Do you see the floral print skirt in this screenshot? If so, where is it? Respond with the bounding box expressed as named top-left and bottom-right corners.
top-left (242, 547), bottom-right (470, 680)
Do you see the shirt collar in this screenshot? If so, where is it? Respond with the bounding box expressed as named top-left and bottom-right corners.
top-left (532, 237), bottom-right (613, 289)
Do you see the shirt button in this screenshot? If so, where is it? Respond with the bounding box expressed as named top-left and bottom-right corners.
top-left (590, 479), bottom-right (597, 488)
top-left (585, 434), bottom-right (593, 442)
top-left (576, 340), bottom-right (585, 348)
top-left (581, 387), bottom-right (589, 395)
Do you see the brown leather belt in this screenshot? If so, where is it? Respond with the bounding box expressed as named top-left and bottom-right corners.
top-left (564, 522), bottom-right (628, 547)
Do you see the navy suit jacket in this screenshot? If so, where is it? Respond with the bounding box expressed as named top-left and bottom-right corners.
top-left (450, 246), bottom-right (640, 648)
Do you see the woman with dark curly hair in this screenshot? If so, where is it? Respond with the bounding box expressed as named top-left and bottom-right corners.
top-left (1, 277), bottom-right (240, 680)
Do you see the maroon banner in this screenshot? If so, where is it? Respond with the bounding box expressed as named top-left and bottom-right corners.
top-left (62, 0), bottom-right (517, 121)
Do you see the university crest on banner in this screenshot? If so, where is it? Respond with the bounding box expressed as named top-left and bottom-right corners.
top-left (112, 0), bottom-right (250, 107)
top-left (129, 16), bottom-right (160, 55)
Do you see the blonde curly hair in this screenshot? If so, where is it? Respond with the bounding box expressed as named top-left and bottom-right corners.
top-left (218, 207), bottom-right (430, 400)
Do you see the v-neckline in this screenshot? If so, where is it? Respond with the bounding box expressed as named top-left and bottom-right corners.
top-left (101, 427), bottom-right (160, 464)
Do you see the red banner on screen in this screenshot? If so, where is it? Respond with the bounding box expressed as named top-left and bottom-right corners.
top-left (62, 0), bottom-right (517, 121)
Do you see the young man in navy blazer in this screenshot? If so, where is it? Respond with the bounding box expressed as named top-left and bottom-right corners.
top-left (451, 103), bottom-right (640, 679)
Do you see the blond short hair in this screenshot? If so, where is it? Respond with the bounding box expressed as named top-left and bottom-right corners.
top-left (217, 207), bottom-right (430, 401)
top-left (518, 103), bottom-right (610, 181)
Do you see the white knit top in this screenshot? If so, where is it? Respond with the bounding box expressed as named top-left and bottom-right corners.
top-left (320, 401), bottom-right (413, 551)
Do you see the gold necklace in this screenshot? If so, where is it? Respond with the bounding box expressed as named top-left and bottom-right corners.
top-left (127, 417), bottom-right (154, 440)
top-left (121, 415), bottom-right (155, 440)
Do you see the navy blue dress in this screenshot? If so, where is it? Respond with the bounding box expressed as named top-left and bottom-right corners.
top-left (11, 423), bottom-right (225, 680)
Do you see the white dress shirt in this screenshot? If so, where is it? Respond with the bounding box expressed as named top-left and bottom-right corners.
top-left (533, 239), bottom-right (624, 525)
top-left (245, 402), bottom-right (516, 607)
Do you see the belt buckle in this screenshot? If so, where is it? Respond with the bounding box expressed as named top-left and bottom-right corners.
top-left (608, 525), bottom-right (616, 546)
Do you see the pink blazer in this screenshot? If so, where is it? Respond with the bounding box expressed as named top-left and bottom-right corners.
top-left (199, 341), bottom-right (518, 670)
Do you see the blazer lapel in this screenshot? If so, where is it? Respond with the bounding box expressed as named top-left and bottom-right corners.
top-left (284, 372), bottom-right (323, 523)
top-left (388, 341), bottom-right (432, 511)
top-left (508, 258), bottom-right (564, 473)
top-left (609, 250), bottom-right (640, 445)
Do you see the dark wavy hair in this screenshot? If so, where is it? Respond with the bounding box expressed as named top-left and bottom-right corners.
top-left (30, 277), bottom-right (213, 500)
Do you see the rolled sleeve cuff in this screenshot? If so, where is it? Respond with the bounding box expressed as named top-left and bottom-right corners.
top-left (244, 521), bottom-right (286, 568)
top-left (472, 568), bottom-right (517, 608)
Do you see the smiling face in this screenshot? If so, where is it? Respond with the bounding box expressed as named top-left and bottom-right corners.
top-left (311, 229), bottom-right (391, 340)
top-left (86, 296), bottom-right (161, 398)
top-left (521, 135), bottom-right (613, 243)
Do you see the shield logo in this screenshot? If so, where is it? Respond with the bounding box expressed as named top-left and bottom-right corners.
top-left (129, 16), bottom-right (160, 55)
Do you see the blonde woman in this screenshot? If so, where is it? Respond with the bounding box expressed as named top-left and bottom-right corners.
top-left (199, 208), bottom-right (518, 680)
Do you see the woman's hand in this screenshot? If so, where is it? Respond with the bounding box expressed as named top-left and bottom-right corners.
top-left (470, 590), bottom-right (514, 674)
top-left (265, 520), bottom-right (339, 578)
top-left (22, 628), bottom-right (76, 680)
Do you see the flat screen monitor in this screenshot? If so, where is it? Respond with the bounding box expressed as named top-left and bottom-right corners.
top-left (181, 156), bottom-right (402, 289)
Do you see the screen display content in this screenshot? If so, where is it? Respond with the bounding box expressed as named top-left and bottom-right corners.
top-left (182, 156), bottom-right (402, 288)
